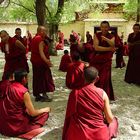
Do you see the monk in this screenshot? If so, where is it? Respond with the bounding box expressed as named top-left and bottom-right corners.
top-left (125, 24), bottom-right (140, 85)
top-left (0, 70), bottom-right (50, 137)
top-left (27, 30), bottom-right (32, 52)
top-left (86, 31), bottom-right (93, 45)
top-left (31, 26), bottom-right (55, 102)
top-left (59, 50), bottom-right (72, 72)
top-left (63, 67), bottom-right (118, 140)
top-left (14, 28), bottom-right (27, 46)
top-left (111, 31), bottom-right (125, 68)
top-left (0, 30), bottom-right (29, 80)
top-left (66, 52), bottom-right (87, 89)
top-left (91, 21), bottom-right (116, 100)
top-left (69, 34), bottom-right (80, 60)
top-left (56, 30), bottom-right (64, 50)
top-left (123, 42), bottom-right (129, 56)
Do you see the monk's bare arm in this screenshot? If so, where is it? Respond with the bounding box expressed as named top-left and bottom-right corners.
top-left (101, 36), bottom-right (115, 47)
top-left (24, 92), bottom-right (50, 117)
top-left (103, 91), bottom-right (114, 123)
top-left (15, 40), bottom-right (26, 53)
top-left (39, 41), bottom-right (53, 67)
top-left (94, 35), bottom-right (115, 52)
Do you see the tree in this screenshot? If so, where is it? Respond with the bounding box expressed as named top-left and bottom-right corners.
top-left (136, 0), bottom-right (140, 23)
top-left (123, 0), bottom-right (140, 23)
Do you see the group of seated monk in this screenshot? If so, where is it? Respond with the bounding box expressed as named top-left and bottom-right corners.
top-left (0, 68), bottom-right (118, 139)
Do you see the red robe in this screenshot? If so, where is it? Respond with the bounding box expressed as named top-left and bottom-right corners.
top-left (66, 61), bottom-right (85, 89)
top-left (1, 37), bottom-right (29, 80)
top-left (31, 35), bottom-right (55, 97)
top-left (56, 32), bottom-right (64, 50)
top-left (125, 32), bottom-right (140, 85)
top-left (90, 32), bottom-right (115, 100)
top-left (83, 43), bottom-right (95, 62)
top-left (0, 81), bottom-right (49, 137)
top-left (14, 35), bottom-right (27, 47)
top-left (70, 43), bottom-right (79, 60)
top-left (86, 34), bottom-right (93, 45)
top-left (123, 44), bottom-right (129, 56)
top-left (59, 54), bottom-right (72, 72)
top-left (63, 84), bottom-right (118, 140)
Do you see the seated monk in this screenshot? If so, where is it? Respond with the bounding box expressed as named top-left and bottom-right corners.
top-left (59, 50), bottom-right (72, 72)
top-left (66, 52), bottom-right (88, 89)
top-left (63, 67), bottom-right (118, 140)
top-left (0, 70), bottom-right (50, 137)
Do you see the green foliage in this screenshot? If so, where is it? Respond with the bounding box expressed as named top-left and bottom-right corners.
top-left (123, 0), bottom-right (138, 20)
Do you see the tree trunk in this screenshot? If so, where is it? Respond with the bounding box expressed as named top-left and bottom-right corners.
top-left (136, 0), bottom-right (140, 23)
top-left (0, 0), bottom-right (4, 4)
top-left (35, 0), bottom-right (46, 26)
top-left (47, 23), bottom-right (59, 55)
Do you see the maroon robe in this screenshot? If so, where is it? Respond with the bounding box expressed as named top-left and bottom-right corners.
top-left (1, 37), bottom-right (29, 80)
top-left (70, 43), bottom-right (79, 60)
top-left (14, 35), bottom-right (27, 47)
top-left (31, 35), bottom-right (55, 97)
top-left (86, 33), bottom-right (93, 45)
top-left (59, 54), bottom-right (72, 72)
top-left (83, 43), bottom-right (95, 62)
top-left (63, 83), bottom-right (118, 140)
top-left (90, 32), bottom-right (115, 100)
top-left (115, 35), bottom-right (125, 68)
top-left (0, 81), bottom-right (49, 137)
top-left (125, 32), bottom-right (140, 84)
top-left (56, 32), bottom-right (64, 50)
top-left (66, 61), bottom-right (85, 89)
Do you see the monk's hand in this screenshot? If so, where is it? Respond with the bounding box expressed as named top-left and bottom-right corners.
top-left (101, 36), bottom-right (108, 41)
top-left (46, 60), bottom-right (53, 67)
top-left (85, 62), bottom-right (89, 67)
top-left (43, 107), bottom-right (51, 113)
top-left (111, 47), bottom-right (117, 52)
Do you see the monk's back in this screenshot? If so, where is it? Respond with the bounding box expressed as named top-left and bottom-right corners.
top-left (77, 84), bottom-right (107, 128)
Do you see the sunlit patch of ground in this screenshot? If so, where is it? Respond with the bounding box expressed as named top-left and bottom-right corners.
top-left (0, 52), bottom-right (140, 140)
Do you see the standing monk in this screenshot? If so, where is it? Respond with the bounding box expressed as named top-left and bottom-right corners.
top-left (91, 21), bottom-right (116, 100)
top-left (125, 24), bottom-right (140, 85)
top-left (31, 26), bottom-right (55, 102)
top-left (86, 31), bottom-right (93, 45)
top-left (14, 28), bottom-right (27, 46)
top-left (56, 30), bottom-right (64, 50)
top-left (0, 30), bottom-right (29, 80)
top-left (111, 31), bottom-right (125, 68)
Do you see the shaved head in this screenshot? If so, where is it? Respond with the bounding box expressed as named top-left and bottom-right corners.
top-left (0, 30), bottom-right (9, 42)
top-left (84, 67), bottom-right (99, 83)
top-left (37, 26), bottom-right (46, 33)
top-left (37, 26), bottom-right (47, 38)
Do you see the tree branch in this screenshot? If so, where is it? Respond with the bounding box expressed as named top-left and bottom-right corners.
top-left (45, 4), bottom-right (52, 17)
top-left (11, 1), bottom-right (35, 15)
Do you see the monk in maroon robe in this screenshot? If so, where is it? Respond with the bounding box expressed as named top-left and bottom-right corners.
top-left (86, 31), bottom-right (93, 45)
top-left (59, 50), bottom-right (72, 72)
top-left (125, 24), bottom-right (140, 85)
top-left (123, 42), bottom-right (129, 56)
top-left (31, 26), bottom-right (55, 102)
top-left (63, 67), bottom-right (118, 140)
top-left (69, 34), bottom-right (80, 60)
top-left (14, 28), bottom-right (27, 47)
top-left (66, 52), bottom-right (87, 89)
top-left (111, 32), bottom-right (125, 68)
top-left (0, 30), bottom-right (29, 80)
top-left (0, 70), bottom-right (50, 137)
top-left (56, 30), bottom-right (64, 50)
top-left (91, 21), bottom-right (116, 100)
